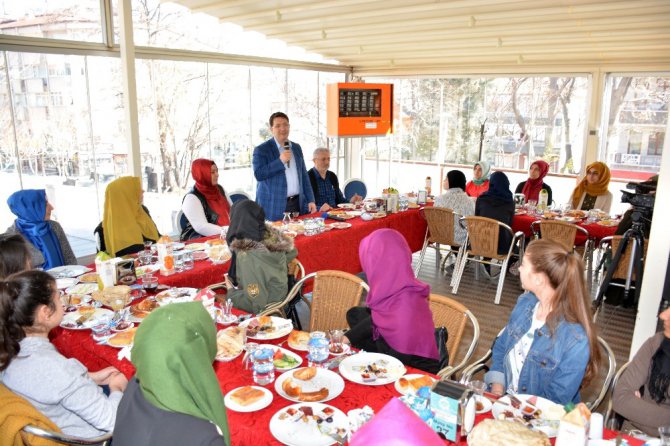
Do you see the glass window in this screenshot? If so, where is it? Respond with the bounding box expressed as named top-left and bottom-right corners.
top-left (0, 0), bottom-right (103, 42)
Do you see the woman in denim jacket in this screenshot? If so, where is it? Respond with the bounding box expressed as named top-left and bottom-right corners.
top-left (485, 239), bottom-right (601, 405)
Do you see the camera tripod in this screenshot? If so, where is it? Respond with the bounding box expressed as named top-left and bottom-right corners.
top-left (592, 207), bottom-right (648, 318)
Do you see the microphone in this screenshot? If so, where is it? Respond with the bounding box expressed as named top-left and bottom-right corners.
top-left (283, 141), bottom-right (290, 168)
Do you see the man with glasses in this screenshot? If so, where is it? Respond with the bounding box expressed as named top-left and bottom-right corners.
top-left (308, 148), bottom-right (362, 212)
top-left (252, 112), bottom-right (316, 221)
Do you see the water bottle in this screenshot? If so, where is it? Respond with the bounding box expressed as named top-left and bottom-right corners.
top-left (307, 331), bottom-right (330, 368)
top-left (538, 189), bottom-right (548, 212)
top-left (252, 347), bottom-right (275, 385)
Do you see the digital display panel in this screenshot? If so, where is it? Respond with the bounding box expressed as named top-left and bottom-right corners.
top-left (338, 88), bottom-right (382, 117)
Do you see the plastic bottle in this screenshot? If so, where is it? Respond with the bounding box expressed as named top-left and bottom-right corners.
top-left (252, 348), bottom-right (275, 385)
top-left (307, 331), bottom-right (329, 367)
top-left (538, 189), bottom-right (548, 212)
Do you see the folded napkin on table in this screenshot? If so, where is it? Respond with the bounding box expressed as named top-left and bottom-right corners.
top-left (349, 397), bottom-right (443, 446)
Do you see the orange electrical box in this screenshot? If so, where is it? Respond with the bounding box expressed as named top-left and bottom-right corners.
top-left (326, 83), bottom-right (393, 137)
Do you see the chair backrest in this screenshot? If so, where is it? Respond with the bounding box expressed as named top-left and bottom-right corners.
top-left (531, 220), bottom-right (588, 252)
top-left (343, 179), bottom-right (367, 201)
top-left (462, 216), bottom-right (511, 260)
top-left (581, 336), bottom-right (617, 411)
top-left (427, 294), bottom-right (479, 379)
top-left (423, 207), bottom-right (459, 247)
top-left (310, 270), bottom-right (368, 332)
top-left (22, 425), bottom-right (112, 446)
top-left (604, 361), bottom-right (631, 430)
top-left (229, 190), bottom-right (250, 204)
top-left (175, 209), bottom-right (187, 232)
top-left (610, 235), bottom-right (648, 281)
top-left (256, 259), bottom-right (306, 319)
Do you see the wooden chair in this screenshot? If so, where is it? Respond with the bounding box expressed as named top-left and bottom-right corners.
top-left (427, 294), bottom-right (480, 380)
top-left (530, 219), bottom-right (589, 255)
top-left (451, 216), bottom-right (525, 304)
top-left (414, 207), bottom-right (462, 277)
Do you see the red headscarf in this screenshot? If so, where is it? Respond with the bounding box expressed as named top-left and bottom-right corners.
top-left (521, 160), bottom-right (550, 202)
top-left (191, 159), bottom-right (230, 226)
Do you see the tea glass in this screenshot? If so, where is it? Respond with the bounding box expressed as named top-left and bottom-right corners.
top-left (659, 425), bottom-right (670, 446)
top-left (329, 329), bottom-right (345, 354)
top-left (174, 253), bottom-right (184, 273)
top-left (142, 274), bottom-right (158, 292)
top-left (139, 249), bottom-right (152, 266)
top-left (526, 199), bottom-right (538, 215)
top-left (182, 251), bottom-right (194, 270)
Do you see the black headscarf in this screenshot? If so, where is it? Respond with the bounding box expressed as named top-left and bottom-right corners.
top-left (446, 170), bottom-right (467, 191)
top-left (479, 171), bottom-right (513, 203)
top-left (226, 200), bottom-right (267, 285)
top-left (649, 336), bottom-right (670, 403)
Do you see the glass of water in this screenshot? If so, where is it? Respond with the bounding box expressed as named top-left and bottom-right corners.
top-left (173, 253), bottom-right (184, 272)
top-left (182, 251), bottom-right (194, 270)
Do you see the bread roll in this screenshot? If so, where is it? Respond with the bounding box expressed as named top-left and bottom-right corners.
top-left (288, 330), bottom-right (310, 347)
top-left (230, 386), bottom-right (265, 406)
top-left (282, 378), bottom-right (301, 398)
top-left (257, 315), bottom-right (273, 327)
top-left (398, 375), bottom-right (435, 392)
top-left (293, 367), bottom-right (317, 381)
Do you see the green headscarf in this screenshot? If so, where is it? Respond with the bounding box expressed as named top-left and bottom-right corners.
top-left (131, 302), bottom-right (229, 444)
top-left (473, 160), bottom-right (491, 186)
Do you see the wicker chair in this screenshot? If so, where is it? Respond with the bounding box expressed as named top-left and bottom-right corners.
top-left (414, 207), bottom-right (462, 277)
top-left (257, 259), bottom-right (306, 328)
top-left (451, 216), bottom-right (525, 305)
top-left (530, 219), bottom-right (589, 254)
top-left (275, 270), bottom-right (368, 332)
top-left (427, 293), bottom-right (480, 380)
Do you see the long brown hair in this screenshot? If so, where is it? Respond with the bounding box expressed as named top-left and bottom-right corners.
top-left (525, 239), bottom-right (601, 388)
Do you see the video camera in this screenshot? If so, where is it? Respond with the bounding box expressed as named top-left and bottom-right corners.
top-left (621, 180), bottom-right (656, 211)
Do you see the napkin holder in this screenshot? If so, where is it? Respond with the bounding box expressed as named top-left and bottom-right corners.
top-left (429, 380), bottom-right (476, 442)
top-left (115, 259), bottom-right (136, 285)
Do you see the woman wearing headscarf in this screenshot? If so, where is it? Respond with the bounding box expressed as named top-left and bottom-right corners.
top-left (113, 302), bottom-right (229, 445)
top-left (434, 170), bottom-right (475, 245)
top-left (180, 159), bottom-right (232, 241)
top-left (568, 161), bottom-right (613, 213)
top-left (515, 160), bottom-right (553, 206)
top-left (6, 189), bottom-right (76, 269)
top-left (476, 171), bottom-right (515, 255)
top-left (224, 200), bottom-right (297, 314)
top-left (344, 229), bottom-right (441, 374)
top-left (612, 306), bottom-right (670, 436)
top-left (98, 176), bottom-right (159, 257)
top-left (465, 161), bottom-right (491, 198)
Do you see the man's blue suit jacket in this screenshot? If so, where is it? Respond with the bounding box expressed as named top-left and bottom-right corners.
top-left (252, 138), bottom-right (315, 221)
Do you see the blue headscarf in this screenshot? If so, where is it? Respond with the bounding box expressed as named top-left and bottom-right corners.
top-left (479, 171), bottom-right (513, 203)
top-left (7, 189), bottom-right (65, 270)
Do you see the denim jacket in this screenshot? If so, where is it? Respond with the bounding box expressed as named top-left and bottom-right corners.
top-left (484, 292), bottom-right (590, 404)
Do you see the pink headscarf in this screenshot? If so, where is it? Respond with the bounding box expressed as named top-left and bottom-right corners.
top-left (521, 160), bottom-right (550, 202)
top-left (359, 229), bottom-right (439, 360)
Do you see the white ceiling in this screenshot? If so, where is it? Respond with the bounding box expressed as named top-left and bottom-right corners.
top-left (171, 0), bottom-right (670, 76)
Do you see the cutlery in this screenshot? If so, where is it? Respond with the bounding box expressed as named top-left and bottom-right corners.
top-left (319, 427), bottom-right (346, 445)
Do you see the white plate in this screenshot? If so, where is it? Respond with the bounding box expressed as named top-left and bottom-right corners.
top-left (393, 373), bottom-right (436, 395)
top-left (155, 287), bottom-right (198, 305)
top-left (272, 346), bottom-right (303, 371)
top-left (328, 343), bottom-right (350, 357)
top-left (135, 264), bottom-right (160, 277)
top-left (56, 277), bottom-right (79, 289)
top-left (328, 222), bottom-right (352, 230)
top-left (66, 283), bottom-right (100, 295)
top-left (60, 308), bottom-right (114, 330)
top-left (556, 216), bottom-right (580, 223)
top-left (274, 367), bottom-right (345, 403)
top-left (337, 203), bottom-right (355, 209)
top-left (491, 394), bottom-right (562, 438)
top-left (338, 352), bottom-right (406, 386)
top-left (240, 316), bottom-right (293, 340)
top-left (192, 251), bottom-right (209, 261)
top-left (171, 242), bottom-right (185, 250)
top-left (48, 265), bottom-right (92, 278)
top-left (224, 386), bottom-right (273, 413)
top-left (270, 402), bottom-right (349, 446)
top-left (184, 242), bottom-right (208, 251)
top-left (215, 327), bottom-right (244, 362)
top-left (475, 395), bottom-right (492, 414)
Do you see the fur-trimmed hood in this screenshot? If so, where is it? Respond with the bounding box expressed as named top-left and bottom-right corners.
top-left (229, 223), bottom-right (294, 253)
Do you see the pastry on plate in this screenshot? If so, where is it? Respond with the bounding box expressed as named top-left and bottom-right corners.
top-left (468, 419), bottom-right (550, 446)
top-left (229, 386), bottom-right (265, 407)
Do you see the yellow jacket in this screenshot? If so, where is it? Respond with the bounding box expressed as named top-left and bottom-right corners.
top-left (0, 383), bottom-right (60, 446)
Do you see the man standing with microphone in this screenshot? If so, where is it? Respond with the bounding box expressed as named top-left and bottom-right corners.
top-left (252, 112), bottom-right (316, 221)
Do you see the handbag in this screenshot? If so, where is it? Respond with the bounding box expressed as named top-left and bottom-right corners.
top-left (435, 326), bottom-right (450, 370)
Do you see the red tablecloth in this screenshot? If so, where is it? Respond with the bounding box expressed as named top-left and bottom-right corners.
top-left (512, 214), bottom-right (618, 245)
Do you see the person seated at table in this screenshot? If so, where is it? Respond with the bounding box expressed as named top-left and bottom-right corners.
top-left (434, 170), bottom-right (475, 245)
top-left (180, 158), bottom-right (232, 241)
top-left (515, 160), bottom-right (553, 206)
top-left (308, 147), bottom-right (361, 212)
top-left (344, 228), bottom-right (441, 374)
top-left (485, 239), bottom-right (601, 405)
top-left (224, 200), bottom-right (297, 314)
top-left (95, 176), bottom-right (160, 257)
top-left (612, 306), bottom-right (670, 437)
top-left (568, 161), bottom-right (613, 213)
top-left (465, 161), bottom-right (491, 198)
top-left (6, 189), bottom-right (77, 270)
top-left (0, 234), bottom-right (32, 279)
top-left (114, 302), bottom-right (229, 446)
top-left (0, 270), bottom-right (128, 438)
top-left (475, 171), bottom-right (515, 255)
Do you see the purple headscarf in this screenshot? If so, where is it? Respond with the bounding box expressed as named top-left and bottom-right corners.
top-left (359, 229), bottom-right (439, 360)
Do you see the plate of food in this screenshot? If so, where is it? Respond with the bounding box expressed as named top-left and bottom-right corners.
top-left (597, 219), bottom-right (619, 227)
top-left (184, 242), bottom-right (208, 251)
top-left (541, 212), bottom-right (560, 220)
top-left (192, 251), bottom-right (208, 261)
top-left (556, 216), bottom-right (580, 223)
top-left (394, 373), bottom-right (436, 395)
top-left (240, 316), bottom-right (293, 340)
top-left (215, 326), bottom-right (245, 362)
top-left (129, 298), bottom-right (159, 322)
top-left (106, 327), bottom-right (138, 348)
top-left (338, 213), bottom-right (356, 220)
top-left (224, 386), bottom-right (273, 413)
top-left (372, 212), bottom-right (387, 219)
top-left (491, 394), bottom-right (565, 438)
top-left (328, 222), bottom-right (352, 230)
top-left (48, 265), bottom-right (92, 279)
top-left (66, 283), bottom-right (100, 295)
top-left (272, 346), bottom-right (303, 371)
top-left (475, 395), bottom-right (493, 414)
top-left (60, 307), bottom-right (113, 330)
top-left (155, 287), bottom-right (198, 305)
top-left (328, 342), bottom-right (350, 357)
top-left (288, 330), bottom-right (310, 351)
top-left (275, 367), bottom-right (345, 403)
top-left (78, 272), bottom-right (100, 283)
top-left (208, 245), bottom-right (232, 264)
top-left (337, 203), bottom-right (355, 209)
top-left (514, 209), bottom-right (527, 216)
top-left (135, 264), bottom-right (159, 277)
top-left (61, 293), bottom-right (92, 307)
top-left (270, 402), bottom-right (349, 446)
top-left (338, 352), bottom-right (406, 386)
top-left (56, 277), bottom-right (79, 289)
top-left (564, 209), bottom-right (587, 219)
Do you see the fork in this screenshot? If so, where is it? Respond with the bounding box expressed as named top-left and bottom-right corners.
top-left (319, 428), bottom-right (346, 445)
